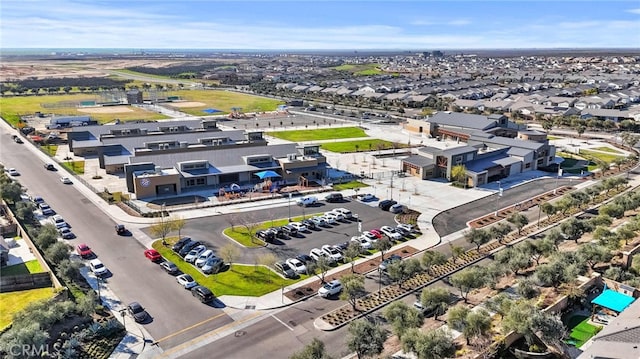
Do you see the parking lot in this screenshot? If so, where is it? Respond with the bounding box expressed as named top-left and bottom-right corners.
top-left (147, 197), bottom-right (402, 267)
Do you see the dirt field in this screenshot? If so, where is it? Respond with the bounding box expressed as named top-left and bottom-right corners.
top-left (77, 106), bottom-right (134, 114)
top-left (168, 101), bottom-right (206, 108)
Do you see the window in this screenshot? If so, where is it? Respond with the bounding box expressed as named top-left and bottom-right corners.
top-left (525, 163), bottom-right (531, 169)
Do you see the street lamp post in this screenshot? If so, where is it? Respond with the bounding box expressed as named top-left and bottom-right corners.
top-left (495, 181), bottom-right (502, 217)
top-left (389, 172), bottom-right (394, 200)
top-left (120, 309), bottom-right (127, 331)
top-left (96, 276), bottom-right (102, 303)
top-left (288, 193), bottom-right (292, 222)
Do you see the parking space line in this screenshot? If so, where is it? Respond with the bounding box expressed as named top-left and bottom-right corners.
top-left (271, 314), bottom-right (294, 331)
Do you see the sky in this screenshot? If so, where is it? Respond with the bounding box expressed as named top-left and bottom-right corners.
top-left (1, 0), bottom-right (640, 50)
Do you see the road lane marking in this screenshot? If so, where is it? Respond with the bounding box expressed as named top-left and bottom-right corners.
top-left (156, 311), bottom-right (264, 358)
top-left (154, 312), bottom-right (227, 344)
top-left (271, 314), bottom-right (294, 331)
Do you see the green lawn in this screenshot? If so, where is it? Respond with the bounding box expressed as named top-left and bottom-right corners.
top-left (61, 160), bottom-right (85, 174)
top-left (331, 63), bottom-right (382, 76)
top-left (320, 139), bottom-right (399, 153)
top-left (547, 136), bottom-right (562, 140)
top-left (269, 127), bottom-right (368, 141)
top-left (0, 94), bottom-right (169, 126)
top-left (152, 241), bottom-right (298, 296)
top-left (42, 144), bottom-right (58, 156)
top-left (224, 212), bottom-right (325, 247)
top-left (333, 181), bottom-right (369, 191)
top-left (1, 260), bottom-right (45, 275)
top-left (565, 316), bottom-right (602, 348)
top-left (579, 149), bottom-right (624, 164)
top-left (166, 90), bottom-right (284, 116)
top-left (592, 146), bottom-right (623, 154)
top-left (0, 288), bottom-right (55, 330)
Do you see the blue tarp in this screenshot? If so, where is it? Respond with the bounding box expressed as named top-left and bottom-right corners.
top-left (591, 289), bottom-right (635, 313)
top-left (254, 170), bottom-right (281, 179)
top-left (202, 108), bottom-right (222, 114)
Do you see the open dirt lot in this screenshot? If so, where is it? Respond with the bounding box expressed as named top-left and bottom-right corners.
top-left (168, 101), bottom-right (206, 108)
top-left (77, 106), bottom-right (134, 114)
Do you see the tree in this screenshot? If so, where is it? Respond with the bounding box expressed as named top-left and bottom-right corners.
top-left (15, 201), bottom-right (36, 223)
top-left (484, 293), bottom-right (513, 319)
top-left (219, 243), bottom-right (241, 266)
top-left (494, 247), bottom-right (532, 275)
top-left (239, 214), bottom-right (261, 244)
top-left (290, 338), bottom-right (333, 359)
top-left (540, 202), bottom-right (556, 218)
top-left (525, 237), bottom-right (555, 265)
top-left (386, 258), bottom-right (422, 289)
top-left (560, 217), bottom-right (587, 243)
top-left (170, 216), bottom-right (186, 239)
top-left (451, 164), bottom-right (467, 187)
top-left (45, 241), bottom-right (70, 265)
top-left (55, 259), bottom-right (82, 283)
top-left (464, 228), bottom-right (491, 251)
top-left (374, 238), bottom-right (393, 261)
top-left (149, 216), bottom-right (173, 244)
top-left (421, 250), bottom-right (447, 275)
top-left (450, 267), bottom-right (486, 303)
top-left (346, 319), bottom-right (387, 359)
top-left (420, 287), bottom-right (450, 320)
top-left (599, 203), bottom-right (625, 219)
top-left (541, 119), bottom-right (554, 133)
top-left (383, 301), bottom-right (423, 339)
top-left (463, 309), bottom-right (492, 346)
top-left (515, 277), bottom-right (539, 299)
top-left (577, 243), bottom-right (613, 269)
top-left (446, 304), bottom-right (470, 331)
top-left (34, 224), bottom-right (59, 251)
top-left (340, 274), bottom-right (366, 311)
top-left (507, 213), bottom-right (529, 235)
top-left (593, 226), bottom-right (621, 250)
top-left (256, 252), bottom-right (277, 273)
top-left (402, 328), bottom-right (456, 359)
top-left (490, 222), bottom-right (512, 244)
top-left (450, 244), bottom-right (464, 264)
top-left (307, 256), bottom-right (331, 284)
top-left (502, 301), bottom-right (539, 346)
top-left (343, 241), bottom-right (362, 273)
top-left (0, 181), bottom-right (23, 204)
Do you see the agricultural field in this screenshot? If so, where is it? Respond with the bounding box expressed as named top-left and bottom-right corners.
top-left (0, 94), bottom-right (168, 126)
top-left (269, 127), bottom-right (368, 141)
top-left (162, 90), bottom-right (284, 116)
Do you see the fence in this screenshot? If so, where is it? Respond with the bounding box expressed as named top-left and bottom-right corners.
top-left (0, 273), bottom-right (53, 292)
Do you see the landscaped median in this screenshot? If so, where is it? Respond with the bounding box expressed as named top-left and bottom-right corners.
top-left (223, 212), bottom-right (327, 247)
top-left (152, 239), bottom-right (300, 297)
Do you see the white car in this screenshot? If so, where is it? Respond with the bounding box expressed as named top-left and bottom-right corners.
top-left (333, 208), bottom-right (353, 219)
top-left (7, 168), bottom-right (19, 176)
top-left (89, 259), bottom-right (108, 276)
top-left (195, 249), bottom-right (215, 267)
top-left (296, 196), bottom-right (318, 207)
top-left (184, 245), bottom-right (207, 263)
top-left (176, 274), bottom-right (198, 289)
top-left (51, 215), bottom-right (69, 229)
top-left (322, 213), bottom-right (338, 224)
top-left (398, 223), bottom-right (416, 234)
top-left (60, 177), bottom-right (72, 184)
top-left (380, 225), bottom-right (403, 240)
top-left (286, 258), bottom-right (307, 275)
top-left (362, 231), bottom-right (379, 243)
top-left (326, 211), bottom-right (345, 222)
top-left (310, 216), bottom-right (328, 227)
top-left (318, 280), bottom-right (342, 298)
top-left (310, 248), bottom-right (333, 263)
top-left (288, 222), bottom-right (308, 233)
top-left (351, 236), bottom-right (372, 250)
top-left (321, 245), bottom-right (343, 262)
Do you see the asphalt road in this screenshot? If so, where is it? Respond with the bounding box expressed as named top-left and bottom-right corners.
top-left (0, 127), bottom-right (233, 350)
top-left (149, 200), bottom-right (400, 265)
top-left (432, 177), bottom-right (577, 237)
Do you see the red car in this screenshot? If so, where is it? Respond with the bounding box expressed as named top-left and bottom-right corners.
top-left (76, 243), bottom-right (93, 258)
top-left (369, 229), bottom-right (384, 238)
top-left (144, 249), bottom-right (162, 262)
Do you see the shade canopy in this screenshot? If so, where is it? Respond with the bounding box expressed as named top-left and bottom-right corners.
top-left (591, 289), bottom-right (635, 313)
top-left (254, 170), bottom-right (281, 179)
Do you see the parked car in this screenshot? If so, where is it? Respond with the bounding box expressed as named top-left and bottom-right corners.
top-left (378, 199), bottom-right (398, 211)
top-left (44, 163), bottom-right (56, 171)
top-left (397, 223), bottom-right (416, 234)
top-left (201, 257), bottom-right (224, 274)
top-left (144, 249), bottom-right (162, 262)
top-left (395, 225), bottom-right (411, 236)
top-left (301, 219), bottom-right (317, 230)
top-left (267, 227), bottom-right (286, 239)
top-left (321, 245), bottom-right (343, 262)
top-left (172, 237), bottom-right (192, 252)
top-left (176, 274), bottom-right (198, 289)
top-left (296, 254), bottom-right (314, 264)
top-left (288, 222), bottom-right (308, 233)
top-left (191, 285), bottom-right (215, 303)
top-left (326, 211), bottom-right (345, 222)
top-left (325, 193), bottom-right (343, 203)
top-left (333, 208), bottom-right (353, 219)
top-left (389, 204), bottom-right (407, 214)
top-left (160, 261), bottom-right (179, 275)
top-left (351, 236), bottom-right (372, 250)
top-left (195, 249), bottom-right (215, 267)
top-left (296, 196), bottom-right (318, 207)
top-left (275, 261), bottom-right (297, 278)
top-left (184, 245), bottom-right (207, 263)
top-left (178, 240), bottom-right (201, 257)
top-left (318, 280), bottom-right (342, 298)
top-left (89, 259), bottom-right (108, 276)
top-left (60, 177), bottom-right (73, 184)
top-left (310, 216), bottom-right (328, 227)
top-left (361, 193), bottom-right (376, 202)
top-left (379, 254), bottom-right (402, 271)
top-left (59, 227), bottom-right (75, 239)
top-left (127, 302), bottom-right (149, 323)
top-left (257, 230), bottom-right (276, 243)
top-left (7, 168), bottom-right (19, 176)
top-left (39, 203), bottom-right (55, 216)
top-left (282, 224), bottom-right (298, 237)
top-left (115, 224), bottom-right (126, 235)
top-left (32, 196), bottom-right (45, 204)
top-left (286, 258), bottom-right (307, 275)
top-left (310, 248), bottom-right (332, 263)
top-left (51, 215), bottom-right (69, 229)
top-left (12, 135), bottom-right (23, 144)
top-left (321, 214), bottom-right (336, 225)
top-left (370, 229), bottom-right (384, 238)
top-left (380, 225), bottom-right (403, 240)
top-left (76, 243), bottom-right (93, 258)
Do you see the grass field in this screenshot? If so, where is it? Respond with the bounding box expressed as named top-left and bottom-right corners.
top-left (592, 146), bottom-right (623, 154)
top-left (547, 136), bottom-right (562, 140)
top-left (269, 127), bottom-right (368, 142)
top-left (333, 181), bottom-right (369, 191)
top-left (1, 260), bottom-right (45, 276)
top-left (0, 94), bottom-right (169, 126)
top-left (165, 90), bottom-right (284, 116)
top-left (565, 315), bottom-right (602, 348)
top-left (320, 139), bottom-right (399, 153)
top-left (580, 149), bottom-right (624, 163)
top-left (61, 160), bottom-right (85, 174)
top-left (42, 144), bottom-right (58, 156)
top-left (0, 288), bottom-right (56, 330)
top-left (152, 240), bottom-right (297, 297)
top-left (332, 63), bottom-right (383, 76)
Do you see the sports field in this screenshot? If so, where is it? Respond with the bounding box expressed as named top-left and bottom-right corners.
top-left (163, 90), bottom-right (284, 116)
top-left (269, 127), bottom-right (368, 141)
top-left (320, 139), bottom-right (399, 153)
top-left (0, 94), bottom-right (168, 126)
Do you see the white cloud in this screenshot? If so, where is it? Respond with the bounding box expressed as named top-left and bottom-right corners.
top-left (626, 8), bottom-right (640, 14)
